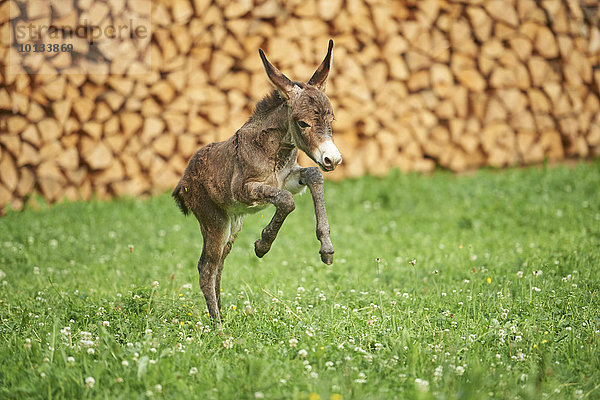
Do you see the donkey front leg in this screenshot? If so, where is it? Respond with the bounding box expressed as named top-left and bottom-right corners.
top-left (300, 167), bottom-right (334, 265)
top-left (243, 182), bottom-right (295, 258)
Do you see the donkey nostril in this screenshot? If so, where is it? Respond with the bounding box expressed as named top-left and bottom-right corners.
top-left (323, 156), bottom-right (332, 167)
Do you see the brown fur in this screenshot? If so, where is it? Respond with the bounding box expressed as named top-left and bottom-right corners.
top-left (173, 40), bottom-right (341, 321)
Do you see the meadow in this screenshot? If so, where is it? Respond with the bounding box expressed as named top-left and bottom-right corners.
top-left (0, 161), bottom-right (599, 399)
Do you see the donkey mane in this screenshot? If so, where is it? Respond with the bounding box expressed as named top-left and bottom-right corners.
top-left (252, 89), bottom-right (287, 119)
top-left (252, 81), bottom-right (308, 120)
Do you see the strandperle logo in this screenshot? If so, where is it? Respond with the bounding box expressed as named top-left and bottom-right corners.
top-left (8, 0), bottom-right (152, 75)
top-left (14, 19), bottom-right (149, 44)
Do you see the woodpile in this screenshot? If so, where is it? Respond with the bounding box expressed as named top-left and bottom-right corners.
top-left (1, 0), bottom-right (599, 213)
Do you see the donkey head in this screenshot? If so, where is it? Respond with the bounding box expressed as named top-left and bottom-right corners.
top-left (259, 40), bottom-right (342, 171)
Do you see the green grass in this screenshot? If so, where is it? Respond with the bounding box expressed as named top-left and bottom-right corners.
top-left (1, 161), bottom-right (599, 399)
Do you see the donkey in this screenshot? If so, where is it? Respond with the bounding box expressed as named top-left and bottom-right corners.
top-left (172, 40), bottom-right (342, 321)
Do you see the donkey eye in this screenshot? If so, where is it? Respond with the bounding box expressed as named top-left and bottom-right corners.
top-left (297, 120), bottom-right (311, 129)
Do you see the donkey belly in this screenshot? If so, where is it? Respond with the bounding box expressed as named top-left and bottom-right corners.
top-left (226, 202), bottom-right (270, 216)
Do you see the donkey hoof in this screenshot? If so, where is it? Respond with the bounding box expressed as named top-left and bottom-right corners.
top-left (254, 240), bottom-right (270, 258)
top-left (321, 252), bottom-right (333, 265)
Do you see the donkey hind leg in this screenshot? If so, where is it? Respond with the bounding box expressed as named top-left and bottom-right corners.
top-left (243, 182), bottom-right (296, 258)
top-left (297, 167), bottom-right (334, 265)
top-left (215, 216), bottom-right (243, 313)
top-left (198, 219), bottom-right (229, 321)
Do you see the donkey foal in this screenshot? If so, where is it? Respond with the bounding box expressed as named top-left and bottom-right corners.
top-left (173, 40), bottom-right (342, 321)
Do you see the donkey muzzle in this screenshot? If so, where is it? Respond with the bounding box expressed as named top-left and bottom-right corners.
top-left (314, 139), bottom-right (342, 171)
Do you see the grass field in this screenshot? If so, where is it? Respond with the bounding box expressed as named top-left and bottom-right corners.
top-left (1, 161), bottom-right (599, 399)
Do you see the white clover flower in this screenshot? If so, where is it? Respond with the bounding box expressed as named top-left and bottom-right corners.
top-left (298, 349), bottom-right (308, 358)
top-left (289, 338), bottom-right (298, 347)
top-left (434, 365), bottom-right (443, 380)
top-left (456, 366), bottom-right (465, 375)
top-left (414, 378), bottom-right (429, 391)
top-left (87, 348), bottom-right (95, 354)
top-left (516, 271), bottom-right (524, 278)
top-left (103, 321), bottom-right (110, 326)
top-left (310, 371), bottom-right (318, 379)
top-left (152, 281), bottom-right (159, 288)
top-left (255, 392), bottom-right (264, 399)
top-left (150, 347), bottom-right (157, 353)
top-left (325, 361), bottom-right (335, 370)
top-left (122, 360), bottom-right (129, 366)
top-left (154, 384), bottom-right (162, 393)
top-left (520, 373), bottom-right (528, 382)
top-left (183, 283), bottom-right (193, 290)
top-left (189, 367), bottom-right (198, 375)
top-left (145, 329), bottom-right (152, 335)
top-left (33, 267), bottom-right (40, 275)
top-left (67, 356), bottom-right (75, 363)
top-left (85, 376), bottom-right (95, 388)
top-left (223, 338), bottom-right (234, 349)
top-left (355, 372), bottom-right (367, 383)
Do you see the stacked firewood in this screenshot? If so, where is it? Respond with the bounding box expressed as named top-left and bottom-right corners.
top-left (1, 0), bottom-right (599, 212)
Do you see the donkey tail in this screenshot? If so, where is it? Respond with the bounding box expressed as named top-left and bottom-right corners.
top-left (172, 184), bottom-right (190, 216)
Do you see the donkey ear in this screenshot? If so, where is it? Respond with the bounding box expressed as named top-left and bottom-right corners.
top-left (307, 39), bottom-right (333, 91)
top-left (259, 48), bottom-right (296, 99)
